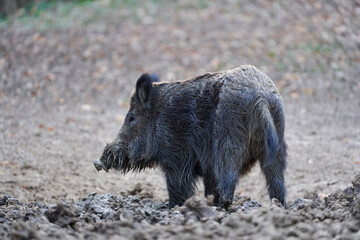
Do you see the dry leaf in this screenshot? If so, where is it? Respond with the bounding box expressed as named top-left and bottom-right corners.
top-left (34, 82), bottom-right (40, 89)
top-left (46, 73), bottom-right (56, 81)
top-left (96, 84), bottom-right (104, 91)
top-left (117, 61), bottom-right (123, 68)
top-left (304, 88), bottom-right (315, 95)
top-left (81, 104), bottom-right (92, 111)
top-left (290, 90), bottom-right (300, 99)
top-left (66, 117), bottom-right (75, 124)
top-left (32, 33), bottom-right (45, 43)
top-left (0, 161), bottom-right (9, 166)
top-left (25, 69), bottom-right (34, 77)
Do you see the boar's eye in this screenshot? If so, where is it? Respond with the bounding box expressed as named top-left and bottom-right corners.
top-left (127, 113), bottom-right (135, 124)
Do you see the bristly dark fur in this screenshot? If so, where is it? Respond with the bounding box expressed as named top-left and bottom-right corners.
top-left (95, 65), bottom-right (287, 209)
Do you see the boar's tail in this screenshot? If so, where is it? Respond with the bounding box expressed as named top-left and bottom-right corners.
top-left (263, 114), bottom-right (279, 168)
top-left (254, 98), bottom-right (279, 168)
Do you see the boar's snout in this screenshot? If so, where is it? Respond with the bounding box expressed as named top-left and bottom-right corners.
top-left (95, 142), bottom-right (130, 173)
top-left (93, 159), bottom-right (108, 172)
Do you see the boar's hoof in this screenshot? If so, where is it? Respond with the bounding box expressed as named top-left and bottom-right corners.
top-left (219, 199), bottom-right (232, 210)
top-left (93, 159), bottom-right (107, 172)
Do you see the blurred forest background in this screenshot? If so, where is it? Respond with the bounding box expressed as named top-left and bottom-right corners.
top-left (1, 0), bottom-right (359, 106)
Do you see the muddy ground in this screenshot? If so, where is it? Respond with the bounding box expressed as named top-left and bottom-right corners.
top-left (0, 0), bottom-right (360, 239)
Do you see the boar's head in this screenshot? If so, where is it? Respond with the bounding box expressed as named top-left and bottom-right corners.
top-left (94, 73), bottom-right (160, 173)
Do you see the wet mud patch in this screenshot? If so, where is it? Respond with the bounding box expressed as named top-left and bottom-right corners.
top-left (0, 174), bottom-right (359, 239)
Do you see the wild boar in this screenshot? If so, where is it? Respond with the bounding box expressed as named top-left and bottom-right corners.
top-left (94, 65), bottom-right (287, 209)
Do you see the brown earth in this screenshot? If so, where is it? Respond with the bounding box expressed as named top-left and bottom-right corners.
top-left (0, 0), bottom-right (360, 239)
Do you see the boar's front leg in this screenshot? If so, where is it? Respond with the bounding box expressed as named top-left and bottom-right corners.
top-left (214, 163), bottom-right (238, 210)
top-left (165, 169), bottom-right (197, 208)
top-left (203, 171), bottom-right (220, 205)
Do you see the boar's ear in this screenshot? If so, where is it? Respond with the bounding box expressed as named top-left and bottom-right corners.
top-left (135, 73), bottom-right (159, 110)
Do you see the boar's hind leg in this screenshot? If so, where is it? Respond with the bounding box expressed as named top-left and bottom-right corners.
top-left (261, 140), bottom-right (287, 208)
top-left (165, 170), bottom-right (197, 208)
top-left (257, 100), bottom-right (287, 207)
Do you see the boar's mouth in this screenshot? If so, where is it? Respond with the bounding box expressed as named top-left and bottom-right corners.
top-left (93, 143), bottom-right (131, 173)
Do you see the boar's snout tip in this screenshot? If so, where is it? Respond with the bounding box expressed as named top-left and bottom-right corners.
top-left (93, 159), bottom-right (106, 172)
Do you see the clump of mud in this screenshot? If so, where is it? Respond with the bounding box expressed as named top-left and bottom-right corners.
top-left (1, 174), bottom-right (360, 239)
